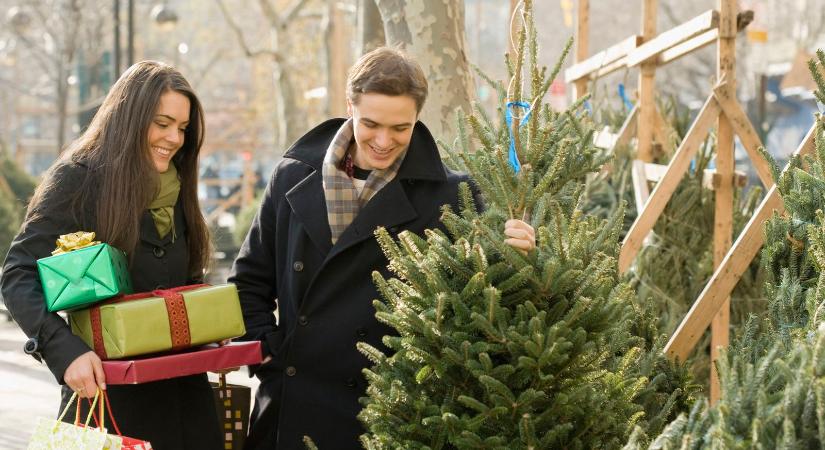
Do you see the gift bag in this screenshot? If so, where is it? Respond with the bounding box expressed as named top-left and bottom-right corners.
top-left (27, 390), bottom-right (116, 450)
top-left (211, 374), bottom-right (251, 450)
top-left (84, 391), bottom-right (153, 450)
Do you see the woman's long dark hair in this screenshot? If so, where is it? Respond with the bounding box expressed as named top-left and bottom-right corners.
top-left (28, 61), bottom-right (210, 279)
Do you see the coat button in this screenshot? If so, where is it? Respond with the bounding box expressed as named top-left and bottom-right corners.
top-left (345, 378), bottom-right (357, 388)
top-left (153, 247), bottom-right (165, 258)
top-left (293, 261), bottom-right (304, 272)
top-left (356, 328), bottom-right (367, 338)
top-left (298, 315), bottom-right (308, 326)
top-left (286, 366), bottom-right (297, 376)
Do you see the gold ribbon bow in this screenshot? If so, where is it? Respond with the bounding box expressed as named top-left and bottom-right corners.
top-left (52, 231), bottom-right (101, 255)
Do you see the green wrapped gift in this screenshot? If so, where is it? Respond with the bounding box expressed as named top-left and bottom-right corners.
top-left (37, 233), bottom-right (133, 312)
top-left (69, 284), bottom-right (246, 360)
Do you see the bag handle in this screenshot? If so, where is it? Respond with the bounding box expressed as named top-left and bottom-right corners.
top-left (55, 390), bottom-right (100, 432)
top-left (86, 389), bottom-right (123, 436)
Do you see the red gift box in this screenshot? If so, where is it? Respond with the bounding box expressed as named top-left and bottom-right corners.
top-left (103, 341), bottom-right (262, 385)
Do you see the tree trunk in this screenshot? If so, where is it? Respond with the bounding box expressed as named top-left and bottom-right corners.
top-left (270, 24), bottom-right (305, 151)
top-left (376, 0), bottom-right (474, 143)
top-left (357, 0), bottom-right (385, 56)
top-left (325, 0), bottom-right (349, 117)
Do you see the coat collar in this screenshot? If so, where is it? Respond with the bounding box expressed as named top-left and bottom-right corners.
top-left (283, 118), bottom-right (448, 182)
top-left (284, 118), bottom-right (444, 260)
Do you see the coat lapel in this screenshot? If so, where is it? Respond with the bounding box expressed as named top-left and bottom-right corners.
top-left (325, 179), bottom-right (417, 262)
top-left (285, 170), bottom-right (333, 256)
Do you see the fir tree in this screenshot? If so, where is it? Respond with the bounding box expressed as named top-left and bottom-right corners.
top-left (625, 49), bottom-right (825, 449)
top-left (357, 2), bottom-right (691, 448)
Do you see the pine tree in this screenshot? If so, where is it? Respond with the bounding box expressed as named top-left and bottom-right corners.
top-left (357, 2), bottom-right (692, 448)
top-left (0, 144), bottom-right (34, 258)
top-left (625, 49), bottom-right (825, 449)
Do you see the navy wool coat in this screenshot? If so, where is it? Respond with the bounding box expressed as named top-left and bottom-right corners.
top-left (230, 118), bottom-right (479, 449)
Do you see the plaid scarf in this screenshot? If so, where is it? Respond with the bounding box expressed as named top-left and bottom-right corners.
top-left (322, 118), bottom-right (406, 244)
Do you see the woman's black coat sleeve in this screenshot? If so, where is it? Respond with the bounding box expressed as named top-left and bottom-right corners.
top-left (1, 163), bottom-right (94, 383)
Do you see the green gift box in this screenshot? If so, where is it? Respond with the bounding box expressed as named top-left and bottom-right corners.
top-left (69, 284), bottom-right (246, 360)
top-left (37, 243), bottom-right (133, 312)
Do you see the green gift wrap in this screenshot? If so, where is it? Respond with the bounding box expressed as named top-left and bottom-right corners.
top-left (37, 240), bottom-right (133, 312)
top-left (69, 284), bottom-right (246, 360)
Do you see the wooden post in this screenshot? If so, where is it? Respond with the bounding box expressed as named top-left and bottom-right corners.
top-left (710, 0), bottom-right (737, 405)
top-left (666, 124), bottom-right (817, 362)
top-left (637, 0), bottom-right (657, 162)
top-left (574, 0), bottom-right (589, 99)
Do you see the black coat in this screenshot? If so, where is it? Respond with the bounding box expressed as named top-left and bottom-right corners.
top-left (229, 119), bottom-right (478, 449)
top-left (1, 161), bottom-right (221, 450)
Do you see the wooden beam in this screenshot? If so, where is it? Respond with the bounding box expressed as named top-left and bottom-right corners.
top-left (631, 160), bottom-right (651, 213)
top-left (641, 162), bottom-right (746, 188)
top-left (701, 169), bottom-right (748, 190)
top-left (615, 105), bottom-right (639, 149)
top-left (713, 82), bottom-right (774, 188)
top-left (574, 0), bottom-right (590, 98)
top-left (710, 0), bottom-right (737, 404)
top-left (658, 11), bottom-right (752, 66)
top-left (664, 123), bottom-right (817, 363)
top-left (565, 35), bottom-right (641, 83)
top-left (637, 0), bottom-right (658, 162)
top-left (661, 29), bottom-right (718, 65)
top-left (619, 94), bottom-right (721, 273)
top-left (627, 9), bottom-right (719, 67)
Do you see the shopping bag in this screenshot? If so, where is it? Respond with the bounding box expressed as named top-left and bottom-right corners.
top-left (27, 390), bottom-right (117, 450)
top-left (211, 374), bottom-right (251, 450)
top-left (84, 391), bottom-right (153, 450)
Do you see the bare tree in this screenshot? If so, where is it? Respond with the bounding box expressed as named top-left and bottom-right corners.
top-left (356, 0), bottom-right (384, 56)
top-left (374, 0), bottom-right (474, 142)
top-left (216, 0), bottom-right (319, 151)
top-left (4, 0), bottom-right (108, 153)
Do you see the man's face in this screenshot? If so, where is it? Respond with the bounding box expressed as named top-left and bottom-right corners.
top-left (347, 93), bottom-right (418, 171)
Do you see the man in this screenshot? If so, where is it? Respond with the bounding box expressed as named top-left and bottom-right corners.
top-left (230, 47), bottom-right (535, 449)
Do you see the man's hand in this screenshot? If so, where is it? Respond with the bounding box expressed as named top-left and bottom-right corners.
top-left (64, 351), bottom-right (106, 398)
top-left (504, 219), bottom-right (536, 255)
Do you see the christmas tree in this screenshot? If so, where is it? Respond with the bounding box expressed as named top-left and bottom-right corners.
top-left (624, 49), bottom-right (825, 448)
top-left (357, 2), bottom-right (692, 448)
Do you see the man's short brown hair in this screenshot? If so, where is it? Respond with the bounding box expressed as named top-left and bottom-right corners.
top-left (346, 47), bottom-right (428, 113)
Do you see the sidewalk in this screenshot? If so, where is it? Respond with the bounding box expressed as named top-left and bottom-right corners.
top-left (0, 319), bottom-right (259, 449)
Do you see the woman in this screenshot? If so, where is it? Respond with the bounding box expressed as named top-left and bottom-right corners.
top-left (1, 61), bottom-right (221, 449)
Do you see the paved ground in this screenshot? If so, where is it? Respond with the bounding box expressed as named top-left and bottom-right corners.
top-left (0, 318), bottom-right (260, 449)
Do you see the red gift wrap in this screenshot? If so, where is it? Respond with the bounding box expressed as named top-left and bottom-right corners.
top-left (102, 341), bottom-right (262, 385)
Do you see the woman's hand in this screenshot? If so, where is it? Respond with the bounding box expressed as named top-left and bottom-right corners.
top-left (504, 219), bottom-right (536, 255)
top-left (64, 351), bottom-right (106, 398)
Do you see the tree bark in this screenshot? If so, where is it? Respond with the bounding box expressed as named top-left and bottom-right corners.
top-left (375, 0), bottom-right (474, 143)
top-left (357, 0), bottom-right (385, 56)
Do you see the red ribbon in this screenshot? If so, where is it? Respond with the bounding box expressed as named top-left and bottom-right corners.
top-left (88, 284), bottom-right (208, 359)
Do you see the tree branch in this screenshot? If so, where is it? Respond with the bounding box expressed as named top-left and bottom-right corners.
top-left (257, 0), bottom-right (282, 28)
top-left (284, 0), bottom-right (312, 24)
top-left (215, 0), bottom-right (280, 60)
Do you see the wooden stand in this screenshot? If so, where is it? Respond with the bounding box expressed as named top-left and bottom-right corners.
top-left (567, 0), bottom-right (793, 403)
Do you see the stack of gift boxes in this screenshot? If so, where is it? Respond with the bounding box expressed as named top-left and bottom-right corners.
top-left (38, 232), bottom-right (261, 384)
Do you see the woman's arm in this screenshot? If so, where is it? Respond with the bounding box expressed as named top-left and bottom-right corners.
top-left (1, 163), bottom-right (96, 384)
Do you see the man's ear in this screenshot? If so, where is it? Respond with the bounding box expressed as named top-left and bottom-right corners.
top-left (346, 98), bottom-right (353, 118)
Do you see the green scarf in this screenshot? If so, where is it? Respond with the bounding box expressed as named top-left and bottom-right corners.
top-left (149, 164), bottom-right (181, 241)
